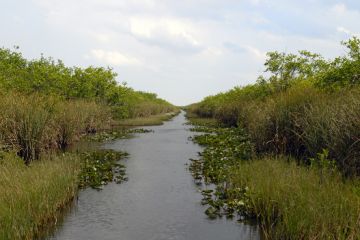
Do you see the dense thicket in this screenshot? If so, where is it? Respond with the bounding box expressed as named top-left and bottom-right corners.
top-left (188, 37), bottom-right (360, 176)
top-left (0, 47), bottom-right (176, 163)
top-left (0, 47), bottom-right (176, 119)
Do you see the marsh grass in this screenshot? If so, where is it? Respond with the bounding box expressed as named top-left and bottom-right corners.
top-left (0, 92), bottom-right (111, 163)
top-left (0, 152), bottom-right (81, 240)
top-left (55, 100), bottom-right (111, 150)
top-left (189, 83), bottom-right (360, 176)
top-left (116, 111), bottom-right (179, 126)
top-left (0, 93), bottom-right (57, 163)
top-left (189, 123), bottom-right (360, 239)
top-left (185, 112), bottom-right (219, 127)
top-left (229, 158), bottom-right (360, 239)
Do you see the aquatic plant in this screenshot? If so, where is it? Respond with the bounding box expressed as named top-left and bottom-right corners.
top-left (78, 150), bottom-right (129, 189)
top-left (85, 128), bottom-right (154, 142)
top-left (188, 121), bottom-right (360, 239)
top-left (190, 127), bottom-right (253, 184)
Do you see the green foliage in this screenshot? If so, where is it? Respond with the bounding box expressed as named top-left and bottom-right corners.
top-left (0, 47), bottom-right (176, 120)
top-left (188, 37), bottom-right (360, 176)
top-left (316, 37), bottom-right (360, 89)
top-left (0, 46), bottom-right (177, 163)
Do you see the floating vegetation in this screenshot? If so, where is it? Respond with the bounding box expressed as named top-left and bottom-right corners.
top-left (188, 125), bottom-right (255, 220)
top-left (200, 185), bottom-right (255, 220)
top-left (129, 128), bottom-right (154, 134)
top-left (78, 150), bottom-right (129, 189)
top-left (191, 127), bottom-right (253, 184)
top-left (85, 128), bottom-right (154, 142)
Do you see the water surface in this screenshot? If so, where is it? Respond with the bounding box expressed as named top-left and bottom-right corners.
top-left (49, 112), bottom-right (261, 240)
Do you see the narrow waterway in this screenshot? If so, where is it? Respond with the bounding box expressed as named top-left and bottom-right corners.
top-left (49, 112), bottom-right (261, 240)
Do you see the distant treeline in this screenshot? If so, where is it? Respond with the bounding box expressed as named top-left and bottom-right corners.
top-left (188, 37), bottom-right (360, 176)
top-left (0, 47), bottom-right (176, 119)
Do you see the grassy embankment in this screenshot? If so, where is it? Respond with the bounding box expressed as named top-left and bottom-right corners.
top-left (0, 47), bottom-right (177, 239)
top-left (187, 38), bottom-right (360, 239)
top-left (0, 153), bottom-right (80, 240)
top-left (117, 111), bottom-right (180, 126)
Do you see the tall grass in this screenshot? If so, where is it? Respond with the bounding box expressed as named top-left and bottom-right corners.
top-left (299, 89), bottom-right (360, 176)
top-left (229, 157), bottom-right (360, 239)
top-left (0, 152), bottom-right (81, 240)
top-left (0, 92), bottom-right (110, 163)
top-left (0, 93), bottom-right (57, 163)
top-left (189, 83), bottom-right (360, 176)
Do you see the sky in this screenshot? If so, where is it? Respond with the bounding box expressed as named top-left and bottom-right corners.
top-left (1, 0), bottom-right (360, 105)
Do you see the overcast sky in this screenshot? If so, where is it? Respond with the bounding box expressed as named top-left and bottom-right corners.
top-left (1, 0), bottom-right (360, 105)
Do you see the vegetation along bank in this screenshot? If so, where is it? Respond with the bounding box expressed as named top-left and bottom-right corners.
top-left (0, 47), bottom-right (178, 239)
top-left (186, 38), bottom-right (360, 239)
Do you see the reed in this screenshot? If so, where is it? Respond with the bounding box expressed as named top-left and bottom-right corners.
top-left (0, 152), bottom-right (81, 240)
top-left (229, 157), bottom-right (360, 239)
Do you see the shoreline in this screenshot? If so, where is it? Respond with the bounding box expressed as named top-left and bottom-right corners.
top-left (0, 112), bottom-right (179, 240)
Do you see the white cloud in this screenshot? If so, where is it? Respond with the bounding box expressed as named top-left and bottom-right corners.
top-left (337, 26), bottom-right (352, 35)
top-left (245, 46), bottom-right (267, 61)
top-left (332, 3), bottom-right (347, 15)
top-left (337, 26), bottom-right (360, 37)
top-left (90, 49), bottom-right (141, 66)
top-left (129, 17), bottom-right (202, 52)
top-left (91, 33), bottom-right (112, 43)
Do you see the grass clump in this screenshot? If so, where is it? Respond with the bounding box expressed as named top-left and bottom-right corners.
top-left (189, 124), bottom-right (360, 239)
top-left (0, 149), bottom-right (129, 239)
top-left (0, 152), bottom-right (81, 240)
top-left (229, 158), bottom-right (360, 239)
top-left (0, 92), bottom-right (111, 164)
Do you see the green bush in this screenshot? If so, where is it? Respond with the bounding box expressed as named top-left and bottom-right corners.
top-left (189, 37), bottom-right (360, 176)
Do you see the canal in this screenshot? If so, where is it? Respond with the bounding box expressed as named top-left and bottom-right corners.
top-left (49, 112), bottom-right (260, 240)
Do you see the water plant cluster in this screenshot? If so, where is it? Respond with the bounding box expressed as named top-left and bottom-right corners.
top-left (189, 127), bottom-right (254, 219)
top-left (78, 150), bottom-right (129, 189)
top-left (190, 127), bottom-right (252, 184)
top-left (85, 128), bottom-right (153, 142)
